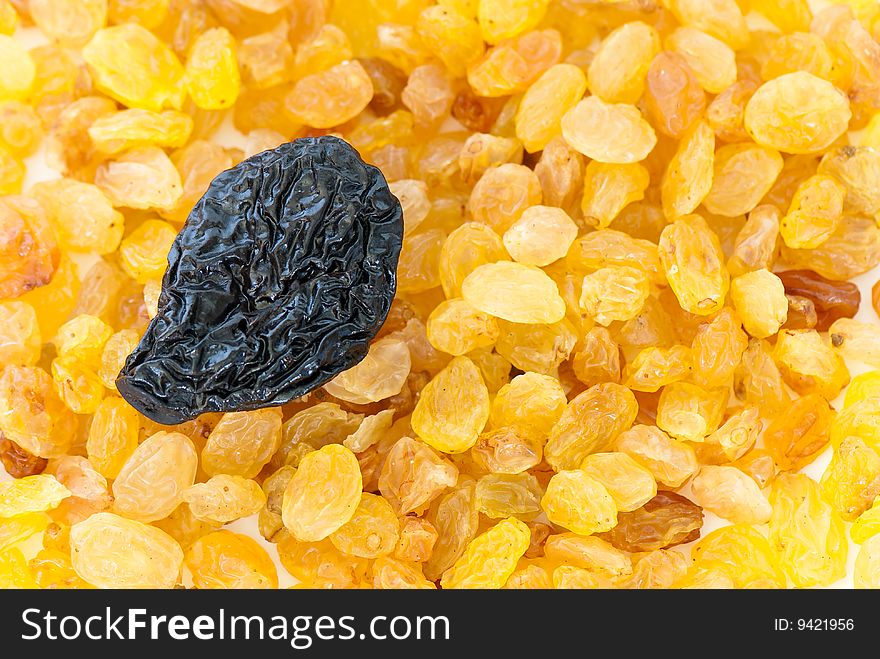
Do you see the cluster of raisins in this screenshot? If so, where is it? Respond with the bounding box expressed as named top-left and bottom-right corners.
top-left (4, 0), bottom-right (880, 590)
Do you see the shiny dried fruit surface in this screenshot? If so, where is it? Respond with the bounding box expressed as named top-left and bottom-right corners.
top-left (780, 175), bottom-right (845, 249)
top-left (329, 493), bottom-right (399, 559)
top-left (379, 436), bottom-right (458, 515)
top-left (185, 530), bottom-right (277, 589)
top-left (182, 475), bottom-right (266, 524)
top-left (86, 396), bottom-right (139, 479)
top-left (562, 96), bottom-right (657, 164)
top-left (0, 300), bottom-right (41, 366)
top-left (503, 205), bottom-right (576, 267)
top-left (412, 356), bottom-right (489, 453)
top-left (462, 261), bottom-right (565, 324)
top-left (286, 61), bottom-right (373, 129)
top-left (777, 270), bottom-right (860, 332)
top-left (515, 64), bottom-right (586, 154)
top-left (579, 452), bottom-right (656, 513)
top-left (489, 372), bottom-right (566, 440)
top-left (0, 474), bottom-right (69, 518)
top-left (588, 21), bottom-right (659, 105)
top-left (281, 444), bottom-right (363, 542)
top-left (658, 214), bottom-right (729, 316)
top-left (644, 51), bottom-right (706, 139)
top-left (765, 394), bottom-right (834, 472)
top-left (0, 198), bottom-right (59, 299)
top-left (70, 512), bottom-right (184, 588)
top-left (0, 365), bottom-right (78, 459)
top-left (0, 437), bottom-right (48, 479)
top-left (185, 28), bottom-right (240, 111)
top-left (828, 318), bottom-right (880, 369)
top-left (691, 465), bottom-right (772, 525)
top-left (602, 491), bottom-right (703, 553)
top-left (32, 179), bottom-right (123, 255)
top-left (117, 137), bottom-right (403, 424)
top-left (773, 329), bottom-right (849, 400)
top-left (703, 143), bottom-right (783, 217)
top-left (440, 517), bottom-right (530, 589)
top-left (95, 146), bottom-right (183, 210)
top-left (467, 163), bottom-right (541, 234)
top-left (545, 383), bottom-right (638, 471)
top-left (691, 524), bottom-right (785, 588)
top-left (661, 120), bottom-right (714, 221)
top-left (769, 473), bottom-right (847, 587)
top-left (820, 437), bottom-right (880, 522)
top-left (730, 270), bottom-right (788, 339)
top-left (579, 266), bottom-right (650, 327)
top-left (614, 425), bottom-right (698, 489)
top-left (542, 470), bottom-right (617, 535)
top-left (111, 431), bottom-right (198, 523)
top-left (83, 24), bottom-right (185, 111)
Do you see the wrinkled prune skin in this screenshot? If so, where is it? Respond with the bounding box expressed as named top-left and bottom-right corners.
top-left (117, 136), bottom-right (403, 424)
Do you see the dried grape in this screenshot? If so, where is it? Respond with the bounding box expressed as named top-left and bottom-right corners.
top-left (117, 137), bottom-right (403, 424)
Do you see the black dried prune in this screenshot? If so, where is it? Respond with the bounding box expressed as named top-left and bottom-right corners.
top-left (117, 136), bottom-right (403, 424)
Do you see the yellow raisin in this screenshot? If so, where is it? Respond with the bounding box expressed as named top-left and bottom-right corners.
top-left (658, 213), bottom-right (729, 316)
top-left (515, 63), bottom-right (587, 153)
top-left (83, 23), bottom-right (186, 111)
top-left (285, 60), bottom-right (373, 128)
top-left (281, 444), bottom-right (363, 542)
top-left (440, 517), bottom-right (530, 588)
top-left (412, 356), bottom-right (489, 453)
top-left (185, 530), bottom-right (277, 589)
top-left (70, 512), bottom-right (183, 588)
top-left (462, 261), bottom-right (565, 324)
top-left (745, 72), bottom-right (851, 154)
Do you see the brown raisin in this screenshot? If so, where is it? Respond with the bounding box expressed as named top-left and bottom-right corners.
top-left (452, 88), bottom-right (502, 133)
top-left (357, 57), bottom-right (407, 116)
top-left (0, 435), bottom-right (48, 478)
top-left (601, 491), bottom-right (703, 552)
top-left (777, 269), bottom-right (860, 331)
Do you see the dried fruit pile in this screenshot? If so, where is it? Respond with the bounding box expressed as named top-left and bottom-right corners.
top-left (4, 0), bottom-right (880, 589)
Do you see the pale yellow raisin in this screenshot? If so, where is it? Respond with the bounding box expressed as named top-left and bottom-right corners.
top-left (562, 96), bottom-right (656, 164)
top-left (70, 512), bottom-right (183, 588)
top-left (745, 72), bottom-right (851, 154)
top-left (411, 356), bottom-right (490, 453)
top-left (440, 517), bottom-right (530, 588)
top-left (281, 444), bottom-right (363, 542)
top-left (462, 261), bottom-right (566, 324)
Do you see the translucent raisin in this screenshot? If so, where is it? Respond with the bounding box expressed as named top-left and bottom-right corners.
top-left (281, 444), bottom-right (362, 542)
top-left (185, 530), bottom-right (277, 589)
top-left (0, 437), bottom-right (48, 479)
top-left (602, 492), bottom-right (703, 553)
top-left (745, 72), bottom-right (851, 154)
top-left (70, 512), bottom-right (183, 588)
top-left (764, 393), bottom-right (834, 472)
top-left (440, 517), bottom-right (531, 589)
top-left (776, 269), bottom-right (860, 331)
top-left (562, 96), bottom-right (657, 164)
top-left (644, 51), bottom-right (706, 139)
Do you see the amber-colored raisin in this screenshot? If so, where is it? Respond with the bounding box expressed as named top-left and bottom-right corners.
top-left (764, 394), bottom-right (835, 472)
top-left (601, 492), bottom-right (703, 553)
top-left (0, 436), bottom-right (48, 478)
top-left (776, 269), bottom-right (860, 331)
